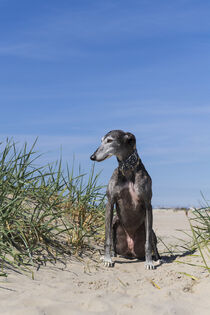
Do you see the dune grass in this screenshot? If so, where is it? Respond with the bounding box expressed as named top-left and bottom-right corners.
top-left (161, 205), bottom-right (210, 273)
top-left (0, 139), bottom-right (105, 277)
top-left (180, 205), bottom-right (210, 272)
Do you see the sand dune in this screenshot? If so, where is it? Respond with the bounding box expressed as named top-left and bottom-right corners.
top-left (0, 210), bottom-right (209, 315)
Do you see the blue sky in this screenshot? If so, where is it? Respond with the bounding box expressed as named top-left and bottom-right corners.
top-left (0, 0), bottom-right (210, 207)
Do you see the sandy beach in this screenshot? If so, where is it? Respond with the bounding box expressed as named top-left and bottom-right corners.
top-left (0, 209), bottom-right (209, 315)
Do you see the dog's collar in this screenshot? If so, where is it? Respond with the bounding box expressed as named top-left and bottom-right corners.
top-left (118, 149), bottom-right (139, 173)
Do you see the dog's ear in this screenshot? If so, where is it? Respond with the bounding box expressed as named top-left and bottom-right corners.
top-left (124, 132), bottom-right (136, 146)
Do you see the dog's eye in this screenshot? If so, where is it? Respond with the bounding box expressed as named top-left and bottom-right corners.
top-left (107, 139), bottom-right (113, 143)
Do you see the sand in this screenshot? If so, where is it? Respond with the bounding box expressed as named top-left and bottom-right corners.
top-left (0, 210), bottom-right (209, 315)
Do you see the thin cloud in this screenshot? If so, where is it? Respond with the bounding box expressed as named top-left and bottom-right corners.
top-left (1, 2), bottom-right (210, 60)
top-left (110, 103), bottom-right (210, 118)
top-left (0, 41), bottom-right (82, 60)
top-left (0, 134), bottom-right (96, 146)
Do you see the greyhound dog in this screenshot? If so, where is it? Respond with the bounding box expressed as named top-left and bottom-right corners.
top-left (90, 130), bottom-right (160, 269)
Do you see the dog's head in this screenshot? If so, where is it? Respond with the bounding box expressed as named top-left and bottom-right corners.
top-left (90, 130), bottom-right (136, 162)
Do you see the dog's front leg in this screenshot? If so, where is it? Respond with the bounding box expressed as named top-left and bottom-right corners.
top-left (145, 204), bottom-right (155, 270)
top-left (102, 198), bottom-right (114, 267)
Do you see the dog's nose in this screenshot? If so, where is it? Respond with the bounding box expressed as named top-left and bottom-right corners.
top-left (90, 154), bottom-right (96, 161)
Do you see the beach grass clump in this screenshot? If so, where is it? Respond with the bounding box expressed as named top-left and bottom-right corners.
top-left (157, 204), bottom-right (209, 273)
top-left (173, 204), bottom-right (210, 272)
top-left (0, 139), bottom-right (105, 276)
top-left (61, 164), bottom-right (105, 252)
top-left (185, 205), bottom-right (210, 271)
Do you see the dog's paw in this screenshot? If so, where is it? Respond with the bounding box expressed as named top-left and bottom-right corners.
top-left (100, 256), bottom-right (114, 267)
top-left (145, 260), bottom-right (155, 270)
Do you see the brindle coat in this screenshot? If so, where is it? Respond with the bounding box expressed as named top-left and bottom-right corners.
top-left (90, 130), bottom-right (160, 269)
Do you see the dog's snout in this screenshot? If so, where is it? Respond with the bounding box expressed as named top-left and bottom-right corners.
top-left (90, 153), bottom-right (96, 161)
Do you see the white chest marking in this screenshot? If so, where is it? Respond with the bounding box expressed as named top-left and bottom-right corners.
top-left (128, 182), bottom-right (139, 206)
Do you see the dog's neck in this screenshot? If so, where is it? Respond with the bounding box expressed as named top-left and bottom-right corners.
top-left (117, 149), bottom-right (140, 175)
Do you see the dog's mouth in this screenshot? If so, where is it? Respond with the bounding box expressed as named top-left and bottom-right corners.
top-left (90, 147), bottom-right (113, 162)
top-left (96, 153), bottom-right (112, 162)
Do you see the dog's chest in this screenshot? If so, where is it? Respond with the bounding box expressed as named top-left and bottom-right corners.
top-left (117, 181), bottom-right (139, 207)
top-left (128, 182), bottom-right (139, 206)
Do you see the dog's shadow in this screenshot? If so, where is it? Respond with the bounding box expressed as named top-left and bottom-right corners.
top-left (159, 249), bottom-right (195, 264)
top-left (113, 249), bottom-right (195, 269)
